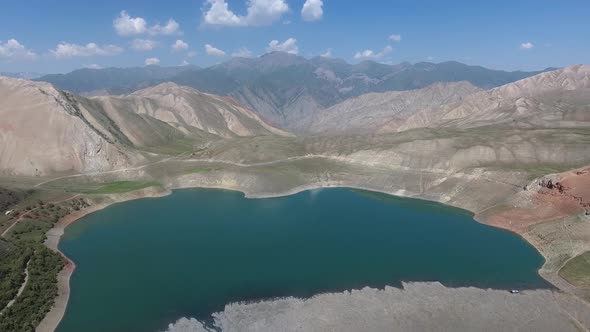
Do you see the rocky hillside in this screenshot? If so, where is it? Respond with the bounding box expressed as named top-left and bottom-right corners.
top-left (303, 65), bottom-right (589, 135)
top-left (398, 65), bottom-right (590, 131)
top-left (0, 77), bottom-right (288, 176)
top-left (305, 82), bottom-right (481, 134)
top-left (37, 53), bottom-right (549, 130)
top-left (0, 76), bottom-right (146, 176)
top-left (100, 83), bottom-right (290, 138)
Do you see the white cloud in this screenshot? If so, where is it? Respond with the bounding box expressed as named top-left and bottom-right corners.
top-left (232, 47), bottom-right (253, 57)
top-left (354, 50), bottom-right (374, 59)
top-left (85, 64), bottom-right (103, 69)
top-left (520, 42), bottom-right (534, 50)
top-left (131, 39), bottom-right (158, 51)
top-left (203, 0), bottom-right (242, 26)
top-left (388, 34), bottom-right (401, 42)
top-left (0, 39), bottom-right (37, 60)
top-left (145, 57), bottom-right (160, 65)
top-left (114, 11), bottom-right (181, 36)
top-left (151, 19), bottom-right (182, 35)
top-left (114, 11), bottom-right (148, 35)
top-left (266, 38), bottom-right (299, 54)
top-left (320, 48), bottom-right (332, 57)
top-left (51, 42), bottom-right (123, 59)
top-left (205, 44), bottom-right (226, 57)
top-left (180, 59), bottom-right (190, 66)
top-left (247, 0), bottom-right (289, 25)
top-left (354, 45), bottom-right (392, 60)
top-left (202, 0), bottom-right (289, 27)
top-left (301, 0), bottom-right (323, 21)
top-left (172, 40), bottom-right (189, 52)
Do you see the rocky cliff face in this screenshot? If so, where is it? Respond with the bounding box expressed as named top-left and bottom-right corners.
top-left (0, 76), bottom-right (143, 176)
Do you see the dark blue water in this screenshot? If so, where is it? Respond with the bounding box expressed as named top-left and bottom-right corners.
top-left (57, 188), bottom-right (548, 332)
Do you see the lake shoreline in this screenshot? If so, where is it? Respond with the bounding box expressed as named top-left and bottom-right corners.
top-left (37, 182), bottom-right (583, 332)
top-left (37, 188), bottom-right (172, 332)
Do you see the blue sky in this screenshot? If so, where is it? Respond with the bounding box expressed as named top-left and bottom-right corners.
top-left (0, 0), bottom-right (588, 73)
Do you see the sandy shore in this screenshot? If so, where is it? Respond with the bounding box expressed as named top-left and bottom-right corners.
top-left (36, 177), bottom-right (589, 332)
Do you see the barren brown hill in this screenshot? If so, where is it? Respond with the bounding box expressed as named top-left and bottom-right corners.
top-left (305, 82), bottom-right (481, 134)
top-left (0, 77), bottom-right (290, 177)
top-left (0, 76), bottom-right (149, 176)
top-left (398, 64), bottom-right (590, 131)
top-left (94, 83), bottom-right (290, 139)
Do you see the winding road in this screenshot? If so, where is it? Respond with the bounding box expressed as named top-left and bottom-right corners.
top-left (0, 258), bottom-right (30, 315)
top-left (33, 153), bottom-right (188, 188)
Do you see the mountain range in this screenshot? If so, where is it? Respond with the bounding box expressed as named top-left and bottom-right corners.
top-left (1, 62), bottom-right (588, 177)
top-left (308, 65), bottom-right (590, 135)
top-left (36, 52), bottom-right (553, 131)
top-left (0, 72), bottom-right (44, 80)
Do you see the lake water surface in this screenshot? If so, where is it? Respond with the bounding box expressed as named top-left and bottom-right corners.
top-left (57, 188), bottom-right (548, 332)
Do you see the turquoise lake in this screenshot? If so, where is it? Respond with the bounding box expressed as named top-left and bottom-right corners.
top-left (57, 188), bottom-right (549, 332)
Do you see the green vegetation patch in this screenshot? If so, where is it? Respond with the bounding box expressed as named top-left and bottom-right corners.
top-left (522, 165), bottom-right (578, 180)
top-left (7, 204), bottom-right (69, 244)
top-left (0, 187), bottom-right (30, 213)
top-left (0, 238), bottom-right (16, 259)
top-left (559, 251), bottom-right (590, 291)
top-left (143, 138), bottom-right (195, 155)
top-left (71, 181), bottom-right (161, 194)
top-left (0, 244), bottom-right (30, 310)
top-left (0, 246), bottom-right (66, 332)
top-left (0, 197), bottom-right (87, 330)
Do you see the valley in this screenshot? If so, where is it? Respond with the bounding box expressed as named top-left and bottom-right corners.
top-left (0, 59), bottom-right (589, 331)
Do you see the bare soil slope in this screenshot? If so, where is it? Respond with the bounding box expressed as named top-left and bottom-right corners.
top-left (399, 64), bottom-right (590, 131)
top-left (96, 83), bottom-right (290, 138)
top-left (0, 77), bottom-right (289, 177)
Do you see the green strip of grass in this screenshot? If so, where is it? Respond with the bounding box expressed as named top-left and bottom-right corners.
top-left (522, 165), bottom-right (578, 180)
top-left (74, 181), bottom-right (161, 194)
top-left (559, 251), bottom-right (590, 293)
